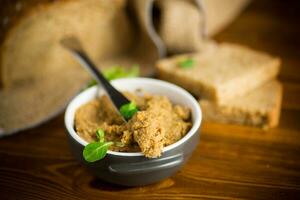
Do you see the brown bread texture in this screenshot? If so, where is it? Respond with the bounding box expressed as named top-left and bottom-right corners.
top-left (156, 42), bottom-right (281, 104)
top-left (199, 80), bottom-right (283, 128)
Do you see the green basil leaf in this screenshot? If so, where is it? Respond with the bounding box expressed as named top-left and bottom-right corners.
top-left (84, 65), bottom-right (140, 90)
top-left (125, 64), bottom-right (140, 77)
top-left (83, 141), bottom-right (113, 162)
top-left (178, 58), bottom-right (195, 69)
top-left (103, 65), bottom-right (139, 81)
top-left (120, 102), bottom-right (138, 120)
top-left (96, 129), bottom-right (105, 143)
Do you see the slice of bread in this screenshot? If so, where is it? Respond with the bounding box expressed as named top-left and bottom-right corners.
top-left (156, 43), bottom-right (281, 104)
top-left (199, 80), bottom-right (283, 128)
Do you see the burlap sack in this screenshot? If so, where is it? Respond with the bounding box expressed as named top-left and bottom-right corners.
top-left (0, 0), bottom-right (162, 135)
top-left (155, 0), bottom-right (249, 53)
top-left (0, 0), bottom-right (249, 136)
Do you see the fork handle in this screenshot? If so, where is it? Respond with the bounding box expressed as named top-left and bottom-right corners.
top-left (72, 50), bottom-right (130, 111)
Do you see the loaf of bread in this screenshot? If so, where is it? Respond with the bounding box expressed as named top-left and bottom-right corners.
top-left (156, 42), bottom-right (281, 104)
top-left (199, 80), bottom-right (283, 128)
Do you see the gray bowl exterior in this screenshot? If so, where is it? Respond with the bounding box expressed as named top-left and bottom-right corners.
top-left (67, 127), bottom-right (200, 186)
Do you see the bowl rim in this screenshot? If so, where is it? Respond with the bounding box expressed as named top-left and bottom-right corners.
top-left (65, 77), bottom-right (202, 157)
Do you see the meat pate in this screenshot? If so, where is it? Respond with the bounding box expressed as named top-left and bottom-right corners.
top-left (74, 92), bottom-right (192, 158)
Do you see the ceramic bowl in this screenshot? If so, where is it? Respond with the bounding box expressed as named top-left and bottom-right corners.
top-left (65, 78), bottom-right (202, 186)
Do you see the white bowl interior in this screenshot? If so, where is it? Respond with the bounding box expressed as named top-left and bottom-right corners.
top-left (65, 78), bottom-right (202, 156)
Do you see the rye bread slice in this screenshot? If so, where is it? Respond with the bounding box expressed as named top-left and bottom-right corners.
top-left (199, 80), bottom-right (283, 128)
top-left (156, 42), bottom-right (281, 104)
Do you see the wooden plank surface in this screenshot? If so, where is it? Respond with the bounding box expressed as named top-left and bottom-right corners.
top-left (1, 0), bottom-right (300, 199)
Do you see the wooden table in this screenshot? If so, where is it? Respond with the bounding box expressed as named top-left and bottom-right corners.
top-left (1, 0), bottom-right (300, 199)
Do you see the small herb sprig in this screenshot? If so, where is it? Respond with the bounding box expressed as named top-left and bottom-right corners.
top-left (104, 65), bottom-right (139, 81)
top-left (83, 129), bottom-right (126, 162)
top-left (120, 102), bottom-right (139, 120)
top-left (83, 129), bottom-right (113, 162)
top-left (178, 58), bottom-right (195, 69)
top-left (82, 101), bottom-right (138, 162)
top-left (85, 65), bottom-right (139, 89)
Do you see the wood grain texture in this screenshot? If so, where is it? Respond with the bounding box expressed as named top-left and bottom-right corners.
top-left (1, 0), bottom-right (300, 199)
